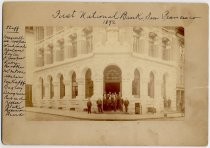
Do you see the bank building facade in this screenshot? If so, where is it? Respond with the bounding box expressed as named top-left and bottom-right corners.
top-left (25, 26), bottom-right (185, 114)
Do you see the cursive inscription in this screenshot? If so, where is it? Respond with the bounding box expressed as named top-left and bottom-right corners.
top-left (52, 10), bottom-right (201, 26)
top-left (3, 26), bottom-right (25, 116)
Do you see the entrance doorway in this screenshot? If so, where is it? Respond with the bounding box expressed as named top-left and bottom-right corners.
top-left (103, 65), bottom-right (122, 112)
top-left (103, 65), bottom-right (122, 95)
top-left (105, 83), bottom-right (120, 94)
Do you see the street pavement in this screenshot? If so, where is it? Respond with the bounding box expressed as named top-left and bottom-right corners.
top-left (25, 107), bottom-right (184, 121)
top-left (25, 111), bottom-right (80, 121)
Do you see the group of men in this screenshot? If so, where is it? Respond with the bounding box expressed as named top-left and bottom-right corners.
top-left (102, 92), bottom-right (124, 112)
top-left (87, 92), bottom-right (130, 114)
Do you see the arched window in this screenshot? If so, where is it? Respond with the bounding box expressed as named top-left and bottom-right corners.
top-left (132, 69), bottom-right (140, 98)
top-left (72, 72), bottom-right (78, 99)
top-left (60, 74), bottom-right (65, 99)
top-left (149, 32), bottom-right (157, 57)
top-left (85, 69), bottom-right (93, 98)
top-left (148, 72), bottom-right (154, 98)
top-left (162, 37), bottom-right (170, 60)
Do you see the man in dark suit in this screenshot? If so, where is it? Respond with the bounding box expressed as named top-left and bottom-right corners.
top-left (87, 99), bottom-right (92, 114)
top-left (120, 98), bottom-right (124, 112)
top-left (97, 99), bottom-right (103, 113)
top-left (124, 98), bottom-right (129, 113)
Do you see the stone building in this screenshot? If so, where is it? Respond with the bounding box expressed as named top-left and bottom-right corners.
top-left (25, 26), bottom-right (185, 114)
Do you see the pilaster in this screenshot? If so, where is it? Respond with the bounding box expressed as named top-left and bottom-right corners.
top-left (43, 83), bottom-right (50, 100)
top-left (76, 77), bottom-right (85, 100)
top-left (141, 75), bottom-right (149, 113)
top-left (53, 81), bottom-right (60, 100)
top-left (154, 77), bottom-right (164, 113)
top-left (122, 72), bottom-right (132, 99)
top-left (64, 36), bottom-right (72, 59)
top-left (63, 80), bottom-right (72, 99)
top-left (142, 29), bottom-right (149, 56)
top-left (77, 29), bottom-right (86, 55)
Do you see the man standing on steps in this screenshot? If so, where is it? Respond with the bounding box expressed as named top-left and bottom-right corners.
top-left (97, 98), bottom-right (103, 113)
top-left (87, 99), bottom-right (92, 114)
top-left (124, 98), bottom-right (129, 113)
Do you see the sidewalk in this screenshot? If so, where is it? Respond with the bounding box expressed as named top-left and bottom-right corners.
top-left (25, 107), bottom-right (184, 121)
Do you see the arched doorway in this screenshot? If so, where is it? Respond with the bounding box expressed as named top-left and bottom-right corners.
top-left (104, 65), bottom-right (122, 95)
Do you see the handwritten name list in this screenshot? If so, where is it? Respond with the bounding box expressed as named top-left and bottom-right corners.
top-left (3, 26), bottom-right (25, 116)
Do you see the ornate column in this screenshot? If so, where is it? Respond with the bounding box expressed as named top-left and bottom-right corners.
top-left (53, 38), bottom-right (64, 62)
top-left (44, 82), bottom-right (50, 99)
top-left (167, 45), bottom-right (172, 61)
top-left (139, 35), bottom-right (145, 54)
top-left (133, 32), bottom-right (138, 53)
top-left (133, 26), bottom-right (143, 54)
top-left (91, 72), bottom-right (103, 112)
top-left (156, 32), bottom-right (163, 60)
top-left (169, 38), bottom-right (174, 61)
top-left (142, 29), bottom-right (149, 56)
top-left (64, 36), bottom-right (72, 59)
top-left (32, 83), bottom-right (37, 106)
top-left (52, 81), bottom-right (60, 108)
top-left (42, 27), bottom-right (48, 65)
top-left (156, 37), bottom-right (162, 60)
top-left (36, 47), bottom-right (44, 67)
top-left (35, 82), bottom-right (42, 107)
top-left (169, 73), bottom-right (177, 111)
top-left (76, 77), bottom-right (85, 111)
top-left (63, 80), bottom-right (72, 99)
top-left (44, 43), bottom-right (53, 65)
top-left (141, 73), bottom-right (149, 114)
top-left (53, 81), bottom-right (60, 99)
top-left (76, 77), bottom-right (85, 100)
top-left (53, 40), bottom-right (58, 63)
top-left (77, 29), bottom-right (86, 55)
top-left (122, 71), bottom-right (132, 99)
top-left (93, 73), bottom-right (103, 99)
top-left (43, 82), bottom-right (50, 107)
top-left (43, 46), bottom-right (47, 66)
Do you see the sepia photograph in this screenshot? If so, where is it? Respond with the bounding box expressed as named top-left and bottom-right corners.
top-left (2, 2), bottom-right (208, 146)
top-left (25, 26), bottom-right (185, 121)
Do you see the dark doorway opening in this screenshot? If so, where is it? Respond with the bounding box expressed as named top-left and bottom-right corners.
top-left (105, 82), bottom-right (120, 94)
